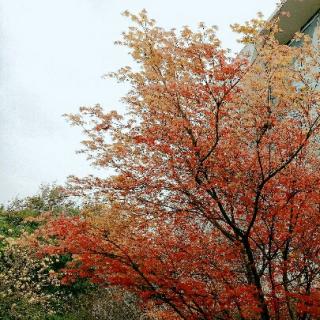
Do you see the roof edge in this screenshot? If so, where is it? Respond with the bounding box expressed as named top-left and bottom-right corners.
top-left (269, 0), bottom-right (320, 44)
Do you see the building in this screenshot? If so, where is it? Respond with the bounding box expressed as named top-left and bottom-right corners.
top-left (271, 0), bottom-right (319, 45)
top-left (241, 0), bottom-right (320, 60)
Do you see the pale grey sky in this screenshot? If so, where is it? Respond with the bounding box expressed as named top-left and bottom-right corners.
top-left (0, 0), bottom-right (278, 203)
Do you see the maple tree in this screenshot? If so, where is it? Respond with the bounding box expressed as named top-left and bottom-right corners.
top-left (36, 11), bottom-right (320, 320)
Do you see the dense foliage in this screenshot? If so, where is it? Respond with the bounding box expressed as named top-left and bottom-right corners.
top-left (32, 11), bottom-right (320, 320)
top-left (0, 186), bottom-right (150, 319)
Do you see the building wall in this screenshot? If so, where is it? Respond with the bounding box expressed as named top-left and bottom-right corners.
top-left (288, 9), bottom-right (320, 47)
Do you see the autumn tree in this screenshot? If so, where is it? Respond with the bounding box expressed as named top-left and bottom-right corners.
top-left (37, 11), bottom-right (320, 320)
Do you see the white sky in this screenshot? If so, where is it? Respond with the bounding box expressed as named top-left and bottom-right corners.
top-left (0, 0), bottom-right (278, 204)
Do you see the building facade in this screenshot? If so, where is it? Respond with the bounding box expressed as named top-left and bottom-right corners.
top-left (241, 0), bottom-right (320, 61)
top-left (272, 0), bottom-right (319, 45)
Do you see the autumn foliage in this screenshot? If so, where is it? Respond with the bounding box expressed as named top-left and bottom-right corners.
top-left (36, 11), bottom-right (320, 320)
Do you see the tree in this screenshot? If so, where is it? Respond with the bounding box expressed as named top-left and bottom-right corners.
top-left (5, 183), bottom-right (78, 215)
top-left (1, 187), bottom-right (150, 320)
top-left (0, 243), bottom-right (63, 320)
top-left (37, 11), bottom-right (320, 320)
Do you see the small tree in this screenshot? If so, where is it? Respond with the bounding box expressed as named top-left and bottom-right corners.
top-left (6, 184), bottom-right (77, 215)
top-left (39, 11), bottom-right (320, 320)
top-left (0, 243), bottom-right (63, 319)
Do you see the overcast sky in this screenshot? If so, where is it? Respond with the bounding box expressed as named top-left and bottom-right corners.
top-left (0, 0), bottom-right (278, 204)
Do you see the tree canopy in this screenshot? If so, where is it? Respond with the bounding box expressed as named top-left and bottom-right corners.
top-left (35, 11), bottom-right (320, 320)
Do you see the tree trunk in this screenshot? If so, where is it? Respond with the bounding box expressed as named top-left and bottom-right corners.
top-left (242, 238), bottom-right (270, 320)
